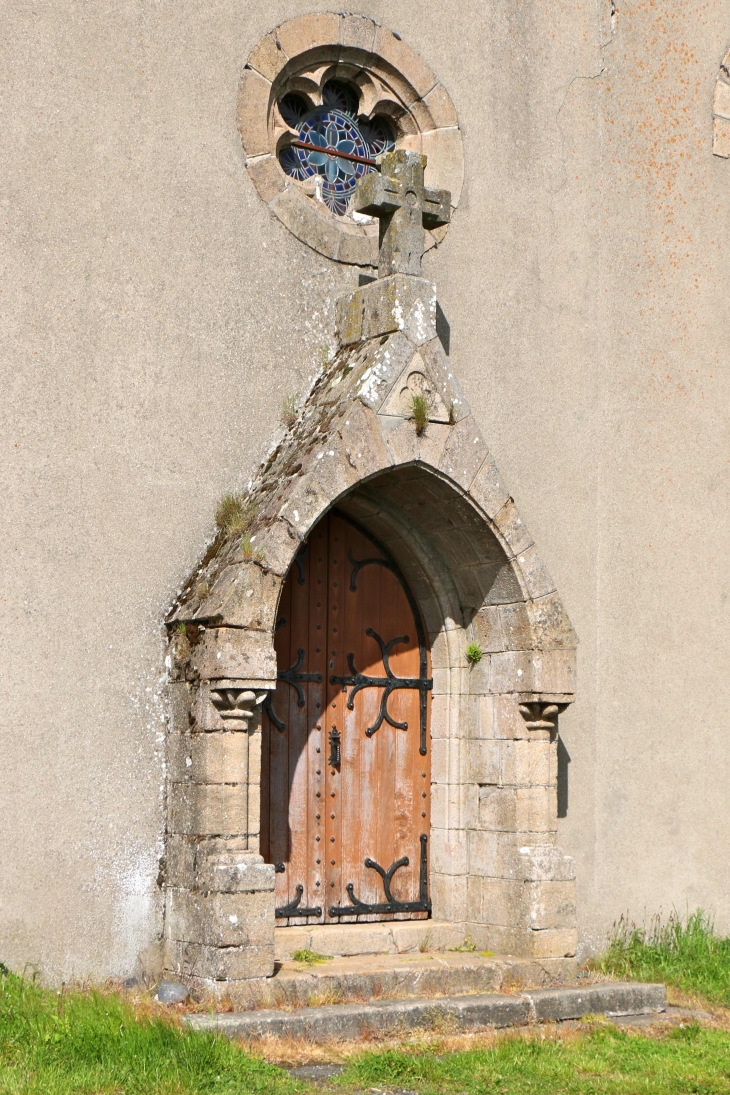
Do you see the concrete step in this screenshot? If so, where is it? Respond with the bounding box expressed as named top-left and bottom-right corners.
top-left (187, 981), bottom-right (667, 1043)
top-left (204, 950), bottom-right (578, 1009)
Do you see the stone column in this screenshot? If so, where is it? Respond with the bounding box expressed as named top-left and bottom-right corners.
top-left (163, 631), bottom-right (277, 997)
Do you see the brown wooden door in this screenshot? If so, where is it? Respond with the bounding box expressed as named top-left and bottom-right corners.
top-left (261, 510), bottom-right (432, 924)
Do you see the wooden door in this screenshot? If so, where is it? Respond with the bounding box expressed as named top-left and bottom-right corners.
top-left (261, 510), bottom-right (432, 924)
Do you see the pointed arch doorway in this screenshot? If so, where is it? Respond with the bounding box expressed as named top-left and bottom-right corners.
top-left (261, 510), bottom-right (432, 925)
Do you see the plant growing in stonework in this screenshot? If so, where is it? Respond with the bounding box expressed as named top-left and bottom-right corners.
top-left (215, 492), bottom-right (255, 537)
top-left (175, 621), bottom-right (191, 661)
top-left (241, 533), bottom-right (264, 562)
top-left (409, 392), bottom-right (431, 436)
top-left (466, 641), bottom-right (483, 666)
top-left (281, 392), bottom-right (299, 427)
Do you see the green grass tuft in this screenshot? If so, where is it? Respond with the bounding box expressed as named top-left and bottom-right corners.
top-left (409, 392), bottom-right (430, 436)
top-left (215, 492), bottom-right (256, 537)
top-left (290, 948), bottom-right (331, 966)
top-left (0, 970), bottom-right (298, 1094)
top-left (596, 909), bottom-right (730, 1006)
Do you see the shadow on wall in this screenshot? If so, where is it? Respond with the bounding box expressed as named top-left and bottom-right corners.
top-left (558, 736), bottom-right (571, 818)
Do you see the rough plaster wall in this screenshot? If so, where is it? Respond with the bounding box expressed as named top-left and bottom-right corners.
top-left (1, 0), bottom-right (729, 978)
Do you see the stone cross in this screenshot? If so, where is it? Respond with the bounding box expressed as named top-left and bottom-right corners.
top-left (354, 150), bottom-right (451, 279)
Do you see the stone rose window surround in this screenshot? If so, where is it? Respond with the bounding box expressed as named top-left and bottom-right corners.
top-left (238, 13), bottom-right (464, 265)
top-left (713, 47), bottom-right (730, 157)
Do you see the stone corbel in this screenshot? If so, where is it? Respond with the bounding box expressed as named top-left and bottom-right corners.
top-left (208, 681), bottom-right (270, 730)
top-left (518, 695), bottom-right (572, 731)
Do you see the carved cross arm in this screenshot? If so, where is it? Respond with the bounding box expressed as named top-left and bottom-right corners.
top-left (421, 188), bottom-right (451, 229)
top-left (354, 172), bottom-right (401, 217)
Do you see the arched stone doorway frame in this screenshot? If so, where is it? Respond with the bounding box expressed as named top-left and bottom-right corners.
top-left (163, 344), bottom-right (578, 994)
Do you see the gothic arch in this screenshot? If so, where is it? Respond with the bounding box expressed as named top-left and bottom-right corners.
top-left (162, 272), bottom-right (577, 1000)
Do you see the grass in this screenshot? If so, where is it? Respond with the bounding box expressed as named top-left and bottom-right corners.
top-left (290, 949), bottom-right (331, 967)
top-left (597, 910), bottom-right (730, 1008)
top-left (334, 1024), bottom-right (730, 1094)
top-left (5, 911), bottom-right (730, 1094)
top-left (0, 970), bottom-right (298, 1095)
top-left (281, 394), bottom-right (299, 428)
top-left (215, 492), bottom-right (256, 538)
top-left (409, 392), bottom-right (430, 436)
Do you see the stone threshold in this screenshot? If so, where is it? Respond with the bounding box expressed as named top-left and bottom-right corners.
top-left (186, 981), bottom-right (667, 1042)
top-left (275, 920), bottom-right (469, 960)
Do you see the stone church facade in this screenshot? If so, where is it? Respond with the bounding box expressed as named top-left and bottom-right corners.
top-left (1, 3), bottom-right (729, 985)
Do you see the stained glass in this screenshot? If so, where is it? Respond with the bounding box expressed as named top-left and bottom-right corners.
top-left (277, 82), bottom-right (395, 217)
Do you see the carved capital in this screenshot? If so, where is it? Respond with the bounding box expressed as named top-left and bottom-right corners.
top-left (209, 684), bottom-right (268, 730)
top-left (518, 700), bottom-right (567, 731)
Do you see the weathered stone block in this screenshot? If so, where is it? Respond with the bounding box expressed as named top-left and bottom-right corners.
top-left (423, 82), bottom-right (459, 129)
top-left (467, 829), bottom-right (499, 877)
top-left (490, 651), bottom-right (534, 693)
top-left (514, 786), bottom-right (556, 834)
top-left (196, 848), bottom-right (274, 894)
top-left (164, 835), bottom-right (195, 889)
top-left (180, 942), bottom-right (274, 981)
top-left (168, 682), bottom-right (191, 734)
top-left (337, 275), bottom-right (436, 347)
top-left (167, 889), bottom-right (275, 948)
top-left (517, 845), bottom-right (576, 883)
top-left (712, 115), bottom-right (730, 157)
top-left (514, 544), bottom-right (556, 600)
top-left (468, 740), bottom-right (500, 784)
top-left (167, 733), bottom-right (193, 783)
top-left (714, 76), bottom-right (730, 119)
top-left (190, 628), bottom-right (276, 684)
top-left (339, 12), bottom-right (377, 52)
top-left (373, 25), bottom-right (438, 101)
top-left (430, 871), bottom-right (467, 921)
top-left (237, 69), bottom-right (271, 158)
top-left (476, 694), bottom-right (495, 739)
top-left (275, 12), bottom-right (340, 60)
top-left (501, 740), bottom-right (554, 787)
top-left (247, 32), bottom-right (287, 82)
top-left (478, 786), bottom-right (516, 831)
top-left (194, 561), bottom-right (281, 631)
top-left (270, 187), bottom-right (341, 262)
top-left (493, 500), bottom-right (533, 559)
top-left (169, 783), bottom-right (248, 837)
top-left (480, 877), bottom-right (525, 927)
top-left (472, 606), bottom-right (506, 652)
top-left (527, 593), bottom-right (578, 651)
top-left (421, 127), bottom-right (464, 202)
top-left (527, 880), bottom-right (576, 930)
top-left (471, 460), bottom-right (510, 519)
top-left (530, 928), bottom-right (577, 959)
top-left (438, 415), bottom-right (489, 490)
top-left (189, 732), bottom-right (249, 785)
top-left (430, 828), bottom-right (468, 875)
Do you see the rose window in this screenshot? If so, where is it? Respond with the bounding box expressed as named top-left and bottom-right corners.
top-left (277, 80), bottom-right (395, 216)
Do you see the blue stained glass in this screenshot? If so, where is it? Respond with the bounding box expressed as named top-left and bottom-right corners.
top-left (278, 101), bottom-right (396, 217)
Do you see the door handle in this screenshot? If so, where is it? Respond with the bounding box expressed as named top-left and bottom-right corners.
top-left (329, 725), bottom-right (341, 769)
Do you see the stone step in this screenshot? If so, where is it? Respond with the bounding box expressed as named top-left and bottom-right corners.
top-left (274, 920), bottom-right (468, 961)
top-left (187, 981), bottom-right (667, 1043)
top-left (204, 950), bottom-right (578, 1009)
